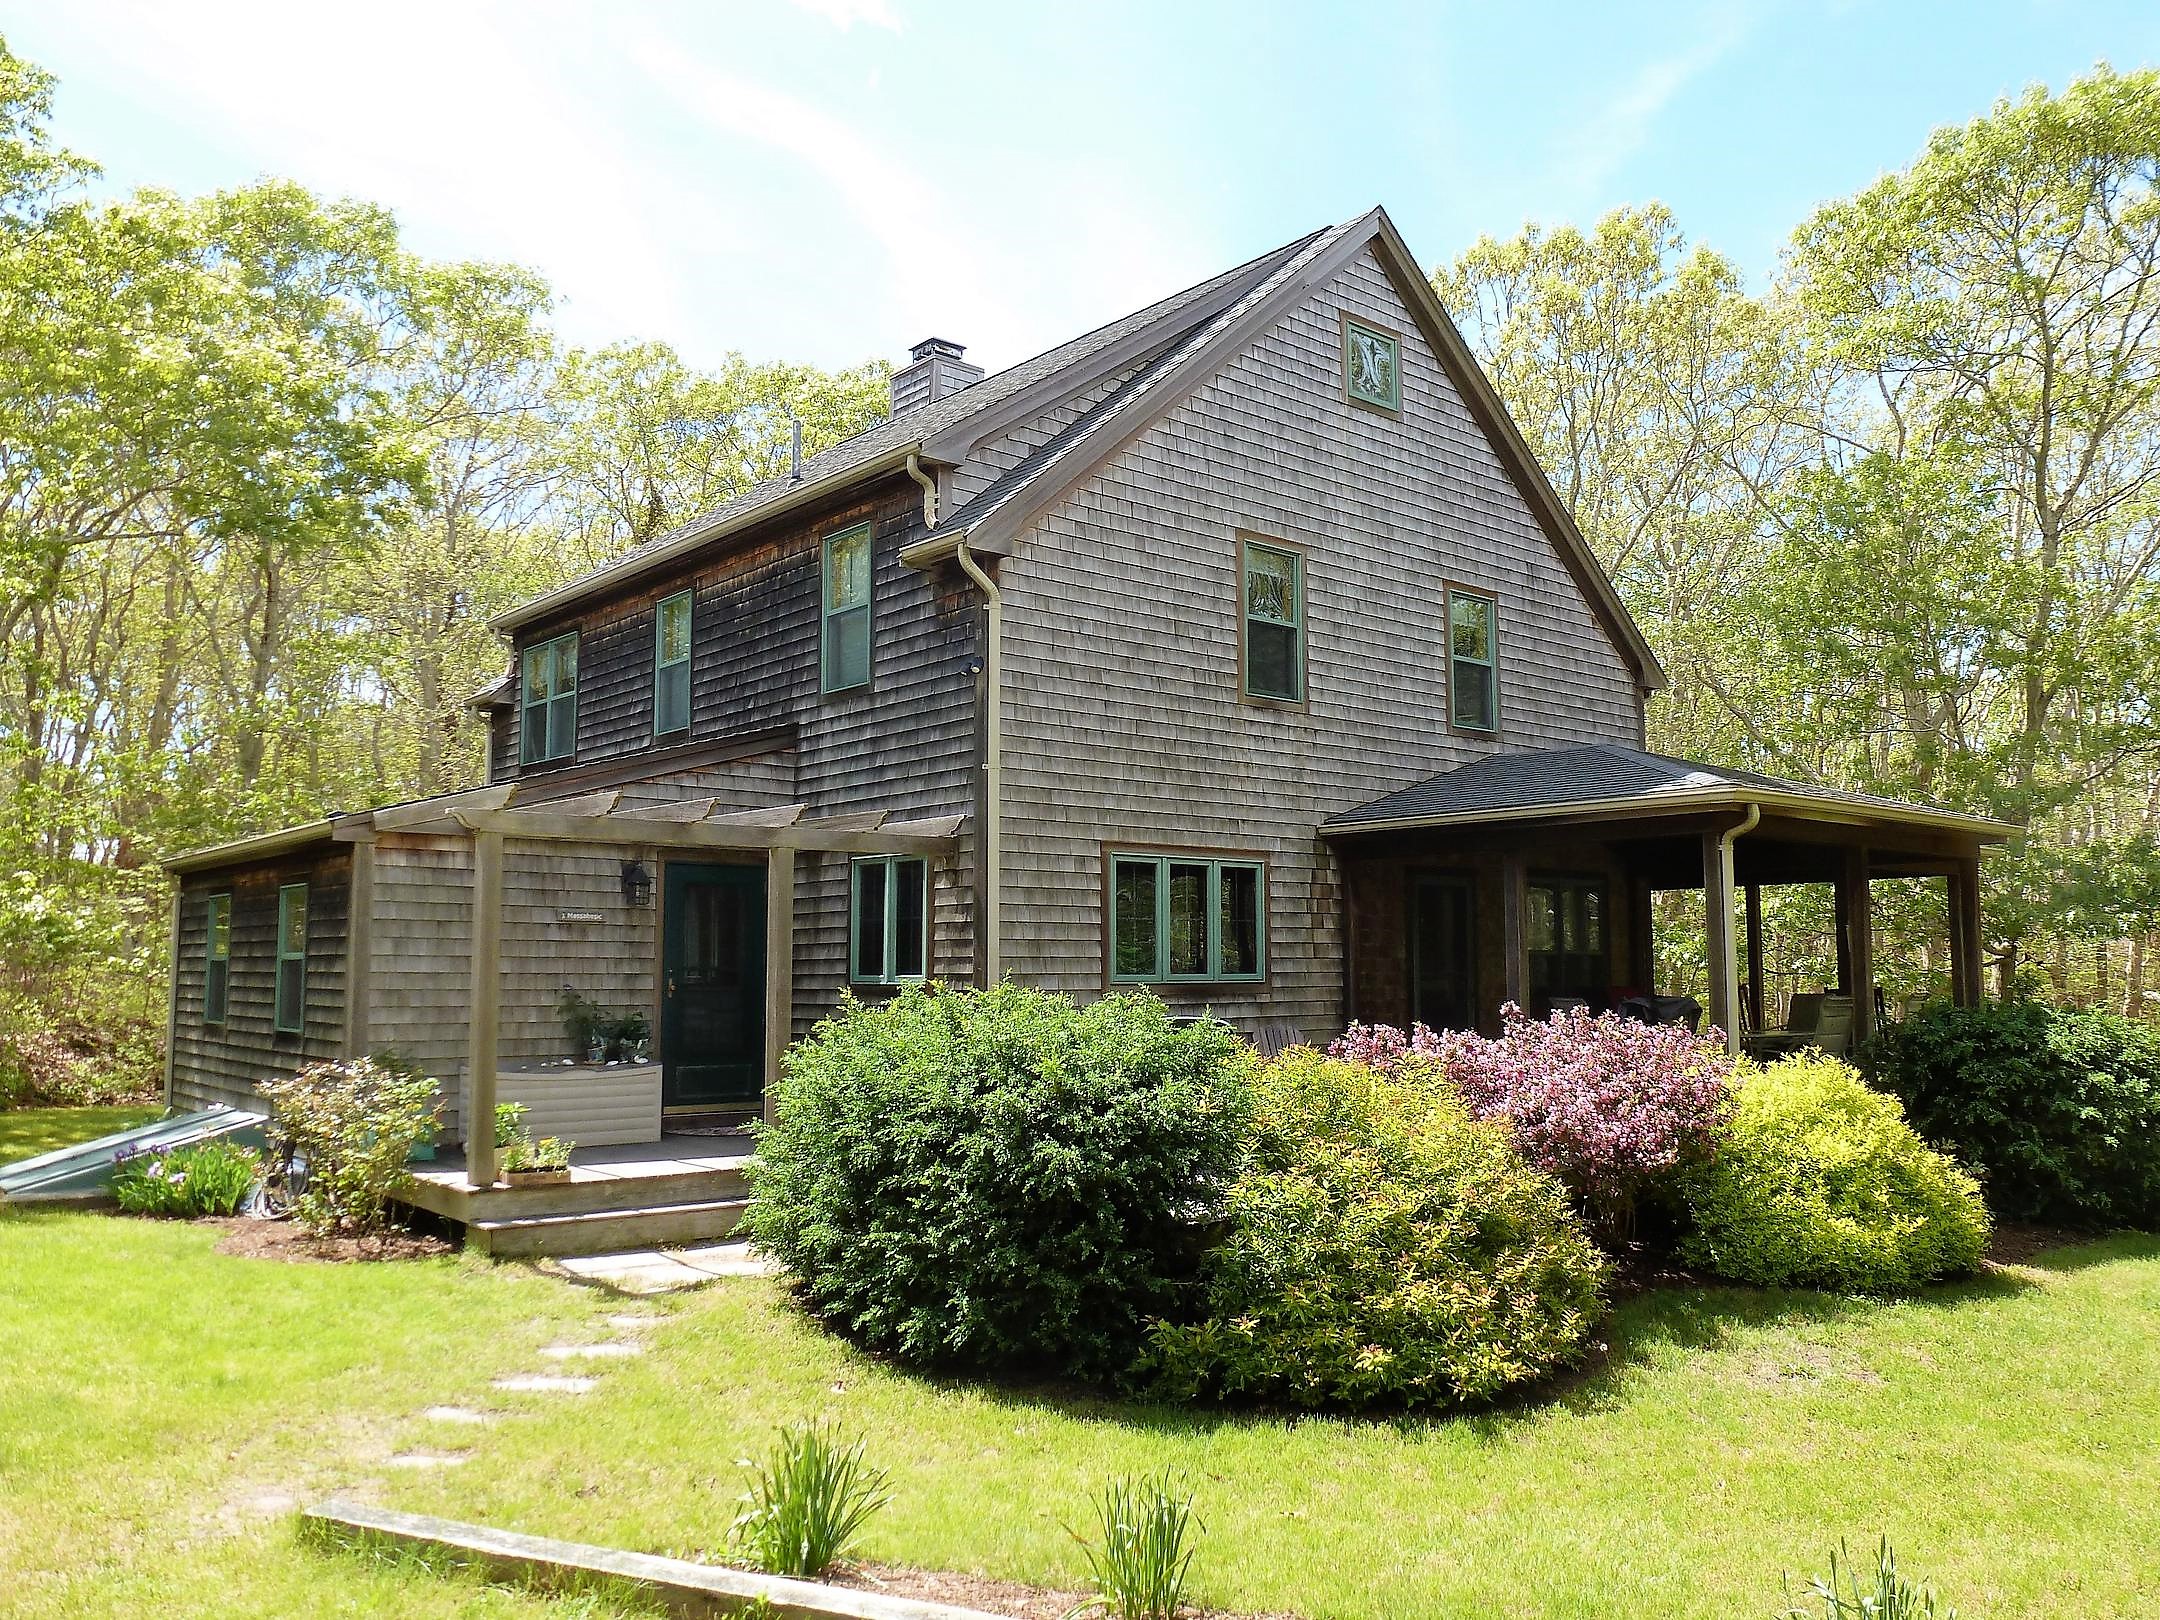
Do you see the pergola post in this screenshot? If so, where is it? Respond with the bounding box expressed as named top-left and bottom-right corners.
top-left (1843, 845), bottom-right (1875, 1043)
top-left (1949, 856), bottom-right (1984, 1007)
top-left (1500, 854), bottom-right (1528, 1014)
top-left (1743, 881), bottom-right (1765, 1036)
top-left (465, 828), bottom-right (503, 1190)
top-left (1701, 828), bottom-right (1739, 1053)
top-left (763, 845), bottom-right (794, 1128)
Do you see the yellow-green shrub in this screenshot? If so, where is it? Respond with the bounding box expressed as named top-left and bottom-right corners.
top-left (1136, 1049), bottom-right (1608, 1410)
top-left (1679, 1054), bottom-right (1989, 1292)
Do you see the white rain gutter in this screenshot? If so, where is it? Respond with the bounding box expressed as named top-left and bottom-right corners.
top-left (1713, 802), bottom-right (1760, 1054)
top-left (909, 453), bottom-right (1001, 987)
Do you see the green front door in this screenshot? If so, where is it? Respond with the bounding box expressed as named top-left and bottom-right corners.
top-left (661, 861), bottom-right (767, 1111)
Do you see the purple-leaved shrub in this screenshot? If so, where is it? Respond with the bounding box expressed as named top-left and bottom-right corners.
top-left (1333, 1006), bottom-right (1734, 1238)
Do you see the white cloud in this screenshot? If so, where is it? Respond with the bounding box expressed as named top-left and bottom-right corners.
top-left (786, 0), bottom-right (902, 31)
top-left (1549, 9), bottom-right (1753, 202)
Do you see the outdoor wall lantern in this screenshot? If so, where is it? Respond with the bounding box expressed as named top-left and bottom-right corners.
top-left (620, 859), bottom-right (654, 908)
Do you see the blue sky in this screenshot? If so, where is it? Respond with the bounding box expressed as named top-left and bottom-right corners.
top-left (9, 1), bottom-right (2159, 374)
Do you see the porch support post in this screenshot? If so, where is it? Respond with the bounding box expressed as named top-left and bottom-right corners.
top-left (1743, 881), bottom-right (1765, 1036)
top-left (1843, 845), bottom-right (1875, 1043)
top-left (763, 844), bottom-right (794, 1127)
top-left (1500, 854), bottom-right (1528, 1016)
top-left (1950, 856), bottom-right (1984, 1007)
top-left (465, 828), bottom-right (503, 1190)
top-left (1702, 829), bottom-right (1739, 1053)
top-left (343, 831), bottom-right (375, 1060)
top-left (1627, 874), bottom-right (1655, 991)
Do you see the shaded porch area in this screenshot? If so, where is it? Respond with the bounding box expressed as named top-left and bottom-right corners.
top-left (1328, 745), bottom-right (2013, 1053)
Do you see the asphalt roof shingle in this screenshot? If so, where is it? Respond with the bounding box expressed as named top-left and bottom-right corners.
top-left (1324, 743), bottom-right (2004, 832)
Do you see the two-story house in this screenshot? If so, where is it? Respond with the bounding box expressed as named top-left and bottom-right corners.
top-left (161, 206), bottom-right (2006, 1220)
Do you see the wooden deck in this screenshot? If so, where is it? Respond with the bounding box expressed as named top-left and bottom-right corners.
top-left (397, 1133), bottom-right (753, 1259)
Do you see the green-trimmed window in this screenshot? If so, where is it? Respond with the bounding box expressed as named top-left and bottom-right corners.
top-left (1343, 315), bottom-right (1401, 413)
top-left (850, 855), bottom-right (928, 984)
top-left (1242, 538), bottom-right (1303, 702)
top-left (821, 524), bottom-right (872, 693)
top-left (1109, 853), bottom-right (1264, 983)
top-left (203, 893), bottom-right (231, 1025)
top-left (520, 632), bottom-right (579, 764)
top-left (654, 590), bottom-right (692, 738)
top-left (273, 883), bottom-right (308, 1035)
top-left (1446, 586), bottom-right (1498, 733)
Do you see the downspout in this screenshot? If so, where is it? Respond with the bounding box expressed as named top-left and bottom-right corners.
top-left (910, 453), bottom-right (1002, 987)
top-left (1715, 802), bottom-right (1760, 1054)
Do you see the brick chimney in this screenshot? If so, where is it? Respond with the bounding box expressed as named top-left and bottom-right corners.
top-left (889, 337), bottom-right (983, 416)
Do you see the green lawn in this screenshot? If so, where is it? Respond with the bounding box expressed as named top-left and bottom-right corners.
top-left (4, 1201), bottom-right (2158, 1619)
top-left (0, 1103), bottom-right (162, 1164)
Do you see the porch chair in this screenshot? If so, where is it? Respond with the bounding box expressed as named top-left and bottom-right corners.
top-left (1740, 991), bottom-right (1822, 1060)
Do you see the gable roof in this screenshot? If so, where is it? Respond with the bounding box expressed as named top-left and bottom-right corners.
top-left (490, 207), bottom-right (1667, 692)
top-left (907, 206), bottom-right (1664, 691)
top-left (490, 230), bottom-right (1324, 634)
top-left (1323, 743), bottom-right (2014, 839)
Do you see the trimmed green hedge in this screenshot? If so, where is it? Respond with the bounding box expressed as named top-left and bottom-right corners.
top-left (745, 984), bottom-right (1250, 1381)
top-left (1137, 1049), bottom-right (1608, 1409)
top-left (1679, 1055), bottom-right (1988, 1291)
top-left (1862, 1000), bottom-right (2160, 1228)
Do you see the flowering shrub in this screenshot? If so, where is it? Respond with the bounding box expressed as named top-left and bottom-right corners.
top-left (1338, 1007), bottom-right (1733, 1238)
top-left (1137, 1048), bottom-right (1607, 1409)
top-left (259, 1057), bottom-right (440, 1236)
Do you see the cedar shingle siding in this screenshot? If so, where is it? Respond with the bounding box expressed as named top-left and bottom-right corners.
top-left (995, 245), bottom-right (1643, 1038)
top-left (172, 849), bottom-right (351, 1112)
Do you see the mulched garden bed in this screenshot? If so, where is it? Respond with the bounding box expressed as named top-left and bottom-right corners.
top-left (207, 1216), bottom-right (452, 1264)
top-left (1986, 1222), bottom-right (2104, 1266)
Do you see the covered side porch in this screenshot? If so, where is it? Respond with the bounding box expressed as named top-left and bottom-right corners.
top-left (1327, 745), bottom-right (2013, 1053)
top-left (368, 783), bottom-right (963, 1191)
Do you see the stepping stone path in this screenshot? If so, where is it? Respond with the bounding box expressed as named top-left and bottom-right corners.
top-left (386, 1451), bottom-right (469, 1469)
top-left (554, 1239), bottom-right (775, 1294)
top-left (540, 1340), bottom-right (642, 1360)
top-left (491, 1373), bottom-right (599, 1395)
top-left (418, 1406), bottom-right (498, 1426)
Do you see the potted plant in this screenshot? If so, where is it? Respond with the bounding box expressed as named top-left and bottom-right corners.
top-left (557, 990), bottom-right (607, 1064)
top-left (502, 1132), bottom-right (574, 1186)
top-left (605, 1010), bottom-right (652, 1063)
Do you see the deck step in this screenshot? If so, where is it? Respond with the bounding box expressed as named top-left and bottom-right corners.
top-left (470, 1197), bottom-right (750, 1259)
top-left (398, 1164), bottom-right (749, 1223)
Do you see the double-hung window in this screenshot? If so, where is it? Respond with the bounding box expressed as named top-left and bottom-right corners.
top-left (203, 894), bottom-right (231, 1025)
top-left (654, 590), bottom-right (692, 739)
top-left (821, 524), bottom-right (872, 693)
top-left (1446, 586), bottom-right (1498, 734)
top-left (850, 856), bottom-right (928, 984)
top-left (274, 883), bottom-right (308, 1035)
top-left (520, 632), bottom-right (579, 764)
top-left (1109, 853), bottom-right (1265, 983)
top-left (1241, 537), bottom-right (1304, 703)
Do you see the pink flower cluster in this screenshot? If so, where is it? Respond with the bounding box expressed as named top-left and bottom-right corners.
top-left (1333, 1005), bottom-right (1734, 1233)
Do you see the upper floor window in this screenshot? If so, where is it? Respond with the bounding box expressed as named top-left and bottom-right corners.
top-left (1343, 313), bottom-right (1402, 414)
top-left (1241, 537), bottom-right (1304, 704)
top-left (203, 893), bottom-right (231, 1025)
top-left (274, 883), bottom-right (308, 1035)
top-left (851, 855), bottom-right (929, 985)
top-left (1446, 585), bottom-right (1498, 734)
top-left (822, 523), bottom-right (872, 693)
top-left (520, 632), bottom-right (579, 764)
top-left (654, 590), bottom-right (692, 739)
top-left (1109, 852), bottom-right (1265, 984)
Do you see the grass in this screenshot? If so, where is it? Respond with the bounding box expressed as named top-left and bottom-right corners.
top-left (0, 1103), bottom-right (162, 1164)
top-left (376, 1240), bottom-right (2160, 1620)
top-left (3, 1144), bottom-right (2157, 1617)
top-left (0, 1207), bottom-right (637, 1617)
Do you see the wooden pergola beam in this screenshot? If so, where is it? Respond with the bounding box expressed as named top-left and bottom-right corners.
top-left (451, 808), bottom-right (959, 857)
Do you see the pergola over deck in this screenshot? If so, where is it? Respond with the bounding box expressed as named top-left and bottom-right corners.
top-left (1324, 744), bottom-right (2015, 1052)
top-left (369, 785), bottom-right (963, 1188)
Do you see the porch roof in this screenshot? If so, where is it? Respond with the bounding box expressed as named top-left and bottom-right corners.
top-left (1323, 744), bottom-right (2015, 842)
